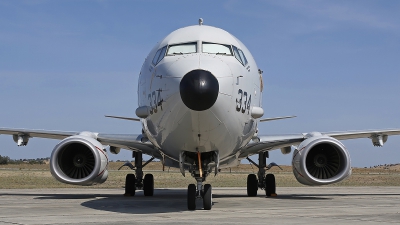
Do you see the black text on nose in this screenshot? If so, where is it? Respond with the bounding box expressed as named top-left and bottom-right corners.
top-left (180, 70), bottom-right (219, 111)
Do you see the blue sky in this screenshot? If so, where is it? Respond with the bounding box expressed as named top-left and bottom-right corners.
top-left (0, 0), bottom-right (399, 167)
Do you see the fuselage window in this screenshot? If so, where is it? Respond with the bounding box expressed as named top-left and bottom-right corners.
top-left (167, 42), bottom-right (197, 55)
top-left (202, 43), bottom-right (232, 55)
top-left (152, 46), bottom-right (167, 65)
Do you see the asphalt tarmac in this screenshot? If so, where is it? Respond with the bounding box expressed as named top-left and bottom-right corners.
top-left (0, 187), bottom-right (400, 224)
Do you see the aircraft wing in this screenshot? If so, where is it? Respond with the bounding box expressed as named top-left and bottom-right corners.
top-left (240, 129), bottom-right (400, 158)
top-left (0, 128), bottom-right (78, 140)
top-left (0, 128), bottom-right (159, 157)
top-left (97, 133), bottom-right (159, 157)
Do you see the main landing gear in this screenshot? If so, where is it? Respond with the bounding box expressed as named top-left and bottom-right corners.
top-left (246, 151), bottom-right (281, 197)
top-left (120, 151), bottom-right (155, 197)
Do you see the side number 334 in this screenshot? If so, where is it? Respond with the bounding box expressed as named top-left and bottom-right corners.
top-left (236, 89), bottom-right (251, 114)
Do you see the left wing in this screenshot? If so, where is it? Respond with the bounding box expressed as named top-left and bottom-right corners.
top-left (240, 129), bottom-right (400, 158)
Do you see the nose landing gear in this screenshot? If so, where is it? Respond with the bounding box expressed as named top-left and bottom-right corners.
top-left (184, 151), bottom-right (216, 210)
top-left (187, 179), bottom-right (212, 210)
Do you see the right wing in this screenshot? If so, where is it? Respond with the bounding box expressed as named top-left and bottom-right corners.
top-left (97, 133), bottom-right (159, 157)
top-left (0, 127), bottom-right (160, 158)
top-left (0, 128), bottom-right (78, 140)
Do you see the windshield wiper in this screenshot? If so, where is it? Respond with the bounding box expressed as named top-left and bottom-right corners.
top-left (172, 52), bottom-right (183, 55)
top-left (216, 52), bottom-right (227, 55)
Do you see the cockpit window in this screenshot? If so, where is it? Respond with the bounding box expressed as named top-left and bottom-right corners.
top-left (238, 49), bottom-right (248, 65)
top-left (167, 42), bottom-right (197, 55)
top-left (232, 46), bottom-right (243, 64)
top-left (152, 46), bottom-right (167, 65)
top-left (202, 43), bottom-right (232, 55)
top-left (152, 50), bottom-right (161, 65)
top-left (232, 45), bottom-right (248, 66)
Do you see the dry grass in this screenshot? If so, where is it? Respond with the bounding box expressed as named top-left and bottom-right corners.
top-left (1, 162), bottom-right (400, 189)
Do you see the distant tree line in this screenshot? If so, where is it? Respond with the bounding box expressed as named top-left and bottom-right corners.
top-left (0, 155), bottom-right (10, 165)
top-left (0, 155), bottom-right (49, 165)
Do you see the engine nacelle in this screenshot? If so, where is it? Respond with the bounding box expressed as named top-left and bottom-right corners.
top-left (292, 134), bottom-right (351, 186)
top-left (50, 134), bottom-right (109, 186)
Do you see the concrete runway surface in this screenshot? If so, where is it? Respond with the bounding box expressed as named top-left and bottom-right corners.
top-left (0, 187), bottom-right (400, 224)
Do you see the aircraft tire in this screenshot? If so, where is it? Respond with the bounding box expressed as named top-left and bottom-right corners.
top-left (203, 184), bottom-right (212, 210)
top-left (247, 174), bottom-right (258, 197)
top-left (143, 174), bottom-right (154, 196)
top-left (187, 184), bottom-right (196, 210)
top-left (265, 173), bottom-right (276, 196)
top-left (125, 174), bottom-right (136, 196)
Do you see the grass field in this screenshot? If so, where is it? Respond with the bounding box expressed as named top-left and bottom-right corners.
top-left (1, 162), bottom-right (400, 189)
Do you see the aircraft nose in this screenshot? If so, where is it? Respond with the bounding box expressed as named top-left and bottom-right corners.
top-left (180, 69), bottom-right (219, 111)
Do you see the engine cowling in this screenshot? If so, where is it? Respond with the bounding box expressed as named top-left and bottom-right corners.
top-left (292, 133), bottom-right (351, 186)
top-left (50, 134), bottom-right (109, 186)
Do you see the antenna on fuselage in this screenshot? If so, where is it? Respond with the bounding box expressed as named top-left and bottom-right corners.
top-left (199, 18), bottom-right (203, 26)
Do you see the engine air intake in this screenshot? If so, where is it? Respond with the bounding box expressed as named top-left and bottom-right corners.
top-left (58, 143), bottom-right (96, 179)
top-left (305, 143), bottom-right (341, 179)
top-left (50, 135), bottom-right (109, 186)
top-left (292, 135), bottom-right (351, 186)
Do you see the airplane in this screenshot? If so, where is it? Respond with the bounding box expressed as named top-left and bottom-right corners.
top-left (1, 19), bottom-right (400, 211)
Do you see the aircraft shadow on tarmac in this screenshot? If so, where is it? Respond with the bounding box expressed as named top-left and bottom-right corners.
top-left (81, 189), bottom-right (192, 213)
top-left (2, 190), bottom-right (400, 214)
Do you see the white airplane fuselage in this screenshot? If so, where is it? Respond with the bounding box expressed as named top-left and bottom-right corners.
top-left (138, 25), bottom-right (263, 162)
